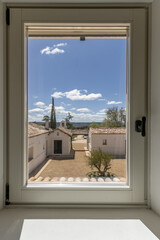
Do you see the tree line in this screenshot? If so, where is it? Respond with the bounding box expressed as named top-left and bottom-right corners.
top-left (90, 107), bottom-right (126, 128)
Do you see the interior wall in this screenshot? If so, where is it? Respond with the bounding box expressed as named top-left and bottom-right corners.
top-left (0, 0), bottom-right (157, 211)
top-left (150, 0), bottom-right (160, 215)
top-left (0, 2), bottom-right (4, 209)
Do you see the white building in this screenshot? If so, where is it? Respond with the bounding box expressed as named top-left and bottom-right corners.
top-left (88, 128), bottom-right (126, 158)
top-left (28, 123), bottom-right (72, 174)
top-left (51, 127), bottom-right (72, 158)
top-left (60, 120), bottom-right (67, 129)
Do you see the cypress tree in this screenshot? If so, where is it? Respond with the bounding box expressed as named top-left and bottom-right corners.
top-left (50, 97), bottom-right (57, 129)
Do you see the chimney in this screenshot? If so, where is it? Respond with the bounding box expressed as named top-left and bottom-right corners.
top-left (44, 116), bottom-right (49, 130)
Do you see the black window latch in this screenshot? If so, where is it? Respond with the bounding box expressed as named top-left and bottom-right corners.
top-left (135, 116), bottom-right (146, 137)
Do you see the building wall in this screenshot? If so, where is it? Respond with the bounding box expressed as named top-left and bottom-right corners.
top-left (46, 133), bottom-right (53, 156)
top-left (90, 134), bottom-right (126, 157)
top-left (28, 133), bottom-right (48, 174)
top-left (28, 130), bottom-right (71, 174)
top-left (151, 0), bottom-right (160, 215)
top-left (88, 131), bottom-right (92, 151)
top-left (0, 2), bottom-right (4, 209)
top-left (51, 130), bottom-right (71, 155)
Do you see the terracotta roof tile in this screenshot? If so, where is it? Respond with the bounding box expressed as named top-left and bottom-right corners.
top-left (28, 123), bottom-right (72, 138)
top-left (89, 127), bottom-right (126, 134)
top-left (28, 123), bottom-right (52, 138)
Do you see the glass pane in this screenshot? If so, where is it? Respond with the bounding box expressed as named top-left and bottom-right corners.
top-left (26, 26), bottom-right (128, 185)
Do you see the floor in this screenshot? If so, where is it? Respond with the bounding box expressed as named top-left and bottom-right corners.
top-left (0, 208), bottom-right (160, 240)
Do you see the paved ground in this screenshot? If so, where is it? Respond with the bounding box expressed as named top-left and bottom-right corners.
top-left (33, 137), bottom-right (126, 179)
top-left (30, 135), bottom-right (126, 178)
top-left (72, 136), bottom-right (87, 151)
top-left (34, 156), bottom-right (126, 178)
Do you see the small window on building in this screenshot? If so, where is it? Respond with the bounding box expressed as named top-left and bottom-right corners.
top-left (103, 139), bottom-right (107, 145)
top-left (62, 123), bottom-right (64, 127)
top-left (57, 132), bottom-right (59, 136)
top-left (28, 147), bottom-right (33, 162)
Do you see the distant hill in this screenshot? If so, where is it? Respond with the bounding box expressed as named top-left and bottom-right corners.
top-left (29, 122), bottom-right (101, 128)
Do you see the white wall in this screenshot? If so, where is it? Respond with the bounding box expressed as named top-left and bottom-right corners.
top-left (28, 133), bottom-right (48, 174)
top-left (150, 0), bottom-right (160, 215)
top-left (0, 0), bottom-right (158, 211)
top-left (91, 134), bottom-right (126, 156)
top-left (52, 130), bottom-right (71, 155)
top-left (0, 2), bottom-right (4, 209)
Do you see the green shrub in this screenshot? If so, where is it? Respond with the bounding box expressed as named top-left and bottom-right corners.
top-left (87, 149), bottom-right (113, 177)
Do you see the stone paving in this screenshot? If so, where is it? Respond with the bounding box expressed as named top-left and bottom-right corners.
top-left (31, 155), bottom-right (126, 179)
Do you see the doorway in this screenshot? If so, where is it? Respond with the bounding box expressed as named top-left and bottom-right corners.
top-left (54, 140), bottom-right (62, 154)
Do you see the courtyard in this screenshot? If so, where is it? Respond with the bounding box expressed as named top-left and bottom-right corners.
top-left (29, 135), bottom-right (126, 182)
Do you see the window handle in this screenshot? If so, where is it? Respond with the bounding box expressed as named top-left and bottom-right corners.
top-left (135, 116), bottom-right (146, 137)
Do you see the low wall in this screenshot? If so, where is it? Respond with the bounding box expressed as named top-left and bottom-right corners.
top-left (52, 152), bottom-right (75, 160)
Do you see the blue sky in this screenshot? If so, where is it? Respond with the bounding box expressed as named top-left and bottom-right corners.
top-left (28, 38), bottom-right (126, 122)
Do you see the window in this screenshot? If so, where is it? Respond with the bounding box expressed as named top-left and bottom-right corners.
top-left (27, 30), bottom-right (127, 183)
top-left (7, 7), bottom-right (147, 204)
top-left (103, 140), bottom-right (107, 145)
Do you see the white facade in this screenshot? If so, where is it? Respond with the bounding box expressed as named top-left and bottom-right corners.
top-left (28, 133), bottom-right (48, 174)
top-left (28, 126), bottom-right (72, 174)
top-left (51, 129), bottom-right (71, 155)
top-left (88, 129), bottom-right (126, 157)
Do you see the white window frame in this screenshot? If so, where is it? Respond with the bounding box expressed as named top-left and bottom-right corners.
top-left (7, 6), bottom-right (148, 205)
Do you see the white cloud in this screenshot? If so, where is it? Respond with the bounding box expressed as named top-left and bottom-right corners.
top-left (107, 101), bottom-right (122, 105)
top-left (33, 96), bottom-right (38, 99)
top-left (52, 89), bottom-right (102, 101)
top-left (44, 104), bottom-right (52, 113)
top-left (34, 101), bottom-right (45, 107)
top-left (40, 46), bottom-right (50, 54)
top-left (99, 109), bottom-right (106, 113)
top-left (36, 114), bottom-right (44, 118)
top-left (54, 106), bottom-right (68, 118)
top-left (77, 108), bottom-right (90, 112)
top-left (28, 108), bottom-right (45, 113)
top-left (40, 46), bottom-right (65, 55)
top-left (52, 92), bottom-right (64, 98)
top-left (71, 112), bottom-right (105, 122)
top-left (83, 89), bottom-right (88, 93)
top-left (55, 106), bottom-right (64, 110)
top-left (29, 106), bottom-right (107, 123)
top-left (28, 114), bottom-right (44, 122)
top-left (28, 115), bottom-right (36, 122)
top-left (53, 43), bottom-right (67, 47)
top-left (71, 107), bottom-right (76, 110)
top-left (66, 89), bottom-right (102, 101)
top-left (48, 48), bottom-right (64, 55)
top-left (44, 105), bottom-right (68, 115)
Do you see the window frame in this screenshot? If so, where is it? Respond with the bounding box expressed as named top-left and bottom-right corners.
top-left (7, 6), bottom-right (148, 204)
